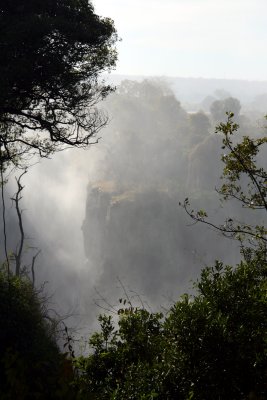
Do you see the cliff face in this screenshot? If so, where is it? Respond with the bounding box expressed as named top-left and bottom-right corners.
top-left (83, 183), bottom-right (187, 298)
top-left (82, 181), bottom-right (239, 305)
top-left (186, 134), bottom-right (223, 192)
top-left (81, 80), bottom-right (250, 307)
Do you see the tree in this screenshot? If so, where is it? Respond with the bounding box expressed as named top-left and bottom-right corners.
top-left (0, 0), bottom-right (117, 167)
top-left (182, 112), bottom-right (267, 260)
top-left (0, 268), bottom-right (77, 399)
top-left (163, 258), bottom-right (267, 400)
top-left (75, 112), bottom-right (267, 399)
top-left (210, 97), bottom-right (241, 122)
top-left (74, 258), bottom-right (267, 399)
top-left (0, 4), bottom-right (116, 397)
top-left (189, 111), bottom-right (211, 145)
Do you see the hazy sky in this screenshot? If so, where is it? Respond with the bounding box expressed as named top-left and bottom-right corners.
top-left (94, 0), bottom-right (267, 81)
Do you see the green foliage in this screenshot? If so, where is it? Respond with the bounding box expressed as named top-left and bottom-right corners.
top-left (75, 110), bottom-right (267, 399)
top-left (0, 269), bottom-right (75, 399)
top-left (167, 259), bottom-right (267, 399)
top-left (182, 112), bottom-right (267, 257)
top-left (74, 258), bottom-right (267, 399)
top-left (74, 307), bottom-right (164, 399)
top-left (218, 113), bottom-right (267, 211)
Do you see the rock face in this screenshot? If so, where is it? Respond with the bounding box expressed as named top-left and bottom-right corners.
top-left (80, 80), bottom-right (245, 310)
top-left (83, 182), bottom-right (191, 301)
top-left (186, 134), bottom-right (223, 193)
top-left (82, 180), bottom-right (239, 307)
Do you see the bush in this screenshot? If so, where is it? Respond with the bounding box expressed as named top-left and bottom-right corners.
top-left (74, 258), bottom-right (267, 399)
top-left (0, 268), bottom-right (75, 399)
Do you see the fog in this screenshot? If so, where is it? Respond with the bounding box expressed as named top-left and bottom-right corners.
top-left (1, 76), bottom-right (267, 333)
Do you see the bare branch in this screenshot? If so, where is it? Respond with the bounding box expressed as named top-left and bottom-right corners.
top-left (11, 169), bottom-right (27, 276)
top-left (181, 199), bottom-right (267, 243)
top-left (31, 250), bottom-right (41, 287)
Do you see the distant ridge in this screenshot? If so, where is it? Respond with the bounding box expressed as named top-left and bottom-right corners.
top-left (106, 74), bottom-right (267, 104)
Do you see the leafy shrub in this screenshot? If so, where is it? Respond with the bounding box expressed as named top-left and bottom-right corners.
top-left (0, 268), bottom-right (75, 399)
top-left (74, 258), bottom-right (267, 399)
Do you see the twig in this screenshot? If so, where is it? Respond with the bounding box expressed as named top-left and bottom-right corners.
top-left (11, 169), bottom-right (27, 275)
top-left (0, 154), bottom-right (10, 276)
top-left (31, 250), bottom-right (41, 287)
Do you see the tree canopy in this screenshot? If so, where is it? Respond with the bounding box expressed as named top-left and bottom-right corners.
top-left (210, 97), bottom-right (241, 122)
top-left (74, 113), bottom-right (267, 399)
top-left (182, 112), bottom-right (267, 260)
top-left (0, 0), bottom-right (117, 166)
top-left (0, 268), bottom-right (77, 399)
top-left (74, 258), bottom-right (267, 400)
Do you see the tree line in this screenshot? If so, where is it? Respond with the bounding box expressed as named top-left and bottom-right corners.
top-left (0, 1), bottom-right (266, 399)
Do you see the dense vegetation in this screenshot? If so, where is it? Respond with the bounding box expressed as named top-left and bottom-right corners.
top-left (82, 79), bottom-right (265, 309)
top-left (1, 80), bottom-right (266, 398)
top-left (0, 0), bottom-right (117, 166)
top-left (0, 0), bottom-right (116, 398)
top-left (76, 106), bottom-right (267, 399)
top-left (0, 2), bottom-right (266, 399)
top-left (74, 258), bottom-right (267, 399)
top-left (0, 269), bottom-right (76, 399)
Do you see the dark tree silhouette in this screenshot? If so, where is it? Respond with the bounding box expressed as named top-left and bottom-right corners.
top-left (0, 0), bottom-right (117, 166)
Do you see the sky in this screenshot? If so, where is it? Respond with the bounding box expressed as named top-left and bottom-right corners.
top-left (93, 0), bottom-right (267, 81)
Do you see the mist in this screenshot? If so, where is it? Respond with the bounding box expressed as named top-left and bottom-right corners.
top-left (1, 75), bottom-right (267, 332)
